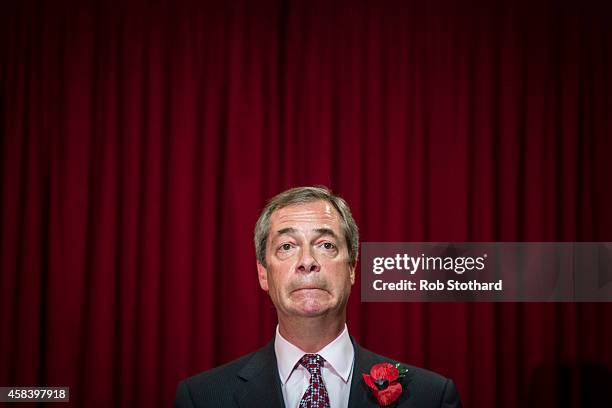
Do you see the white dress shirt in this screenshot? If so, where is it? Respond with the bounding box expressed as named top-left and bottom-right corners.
top-left (274, 324), bottom-right (355, 408)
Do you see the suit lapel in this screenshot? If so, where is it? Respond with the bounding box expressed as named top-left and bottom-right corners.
top-left (348, 337), bottom-right (388, 408)
top-left (349, 337), bottom-right (416, 407)
top-left (233, 340), bottom-right (285, 408)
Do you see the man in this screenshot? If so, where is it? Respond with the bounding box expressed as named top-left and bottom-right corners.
top-left (176, 186), bottom-right (462, 407)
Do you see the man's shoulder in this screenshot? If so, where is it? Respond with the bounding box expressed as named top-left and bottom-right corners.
top-left (183, 349), bottom-right (259, 386)
top-left (176, 342), bottom-right (280, 407)
top-left (355, 344), bottom-right (461, 407)
top-left (179, 346), bottom-right (265, 395)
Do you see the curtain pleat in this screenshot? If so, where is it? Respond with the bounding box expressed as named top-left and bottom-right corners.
top-left (1, 1), bottom-right (611, 407)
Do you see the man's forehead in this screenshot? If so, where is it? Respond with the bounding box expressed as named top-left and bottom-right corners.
top-left (269, 201), bottom-right (342, 231)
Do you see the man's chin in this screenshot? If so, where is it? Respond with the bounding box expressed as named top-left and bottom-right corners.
top-left (290, 300), bottom-right (330, 317)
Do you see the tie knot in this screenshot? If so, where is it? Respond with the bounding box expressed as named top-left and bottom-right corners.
top-left (299, 354), bottom-right (325, 375)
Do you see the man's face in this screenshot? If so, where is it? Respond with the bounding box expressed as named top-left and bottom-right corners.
top-left (257, 200), bottom-right (356, 319)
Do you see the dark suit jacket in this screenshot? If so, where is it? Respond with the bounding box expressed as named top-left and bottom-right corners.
top-left (175, 337), bottom-right (462, 407)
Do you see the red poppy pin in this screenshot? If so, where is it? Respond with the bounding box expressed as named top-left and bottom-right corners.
top-left (362, 362), bottom-right (409, 406)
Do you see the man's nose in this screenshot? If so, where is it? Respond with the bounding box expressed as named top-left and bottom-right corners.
top-left (297, 246), bottom-right (321, 273)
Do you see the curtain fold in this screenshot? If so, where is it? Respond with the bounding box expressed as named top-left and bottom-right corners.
top-left (1, 1), bottom-right (611, 406)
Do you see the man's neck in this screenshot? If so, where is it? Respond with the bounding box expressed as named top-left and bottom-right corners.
top-left (278, 315), bottom-right (346, 353)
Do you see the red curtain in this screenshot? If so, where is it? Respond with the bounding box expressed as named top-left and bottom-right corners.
top-left (1, 1), bottom-right (611, 406)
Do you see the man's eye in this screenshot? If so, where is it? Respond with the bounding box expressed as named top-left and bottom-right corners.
top-left (322, 242), bottom-right (335, 250)
top-left (280, 243), bottom-right (293, 251)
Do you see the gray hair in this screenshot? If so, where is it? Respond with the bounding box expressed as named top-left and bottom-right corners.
top-left (254, 186), bottom-right (359, 267)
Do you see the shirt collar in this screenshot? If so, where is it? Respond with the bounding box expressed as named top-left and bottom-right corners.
top-left (274, 323), bottom-right (354, 385)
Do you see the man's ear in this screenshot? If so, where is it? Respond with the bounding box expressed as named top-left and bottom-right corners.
top-left (349, 263), bottom-right (356, 285)
top-left (257, 262), bottom-right (269, 291)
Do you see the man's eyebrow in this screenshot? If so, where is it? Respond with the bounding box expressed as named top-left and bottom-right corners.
top-left (272, 227), bottom-right (340, 240)
top-left (313, 228), bottom-right (340, 240)
top-left (274, 227), bottom-right (297, 237)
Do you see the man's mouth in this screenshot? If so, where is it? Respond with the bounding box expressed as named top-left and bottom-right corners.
top-left (292, 287), bottom-right (325, 293)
